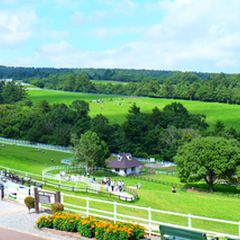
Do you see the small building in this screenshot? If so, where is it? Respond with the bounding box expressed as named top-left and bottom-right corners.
top-left (107, 153), bottom-right (143, 176)
top-left (0, 78), bottom-right (13, 83)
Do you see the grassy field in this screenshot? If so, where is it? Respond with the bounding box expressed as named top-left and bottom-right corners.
top-left (0, 144), bottom-right (72, 174)
top-left (29, 89), bottom-right (240, 130)
top-left (0, 144), bottom-right (240, 236)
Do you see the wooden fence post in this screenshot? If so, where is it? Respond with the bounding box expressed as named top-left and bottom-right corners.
top-left (34, 187), bottom-right (39, 214)
top-left (55, 191), bottom-right (61, 203)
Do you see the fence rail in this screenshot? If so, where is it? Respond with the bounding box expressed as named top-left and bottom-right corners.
top-left (61, 193), bottom-right (240, 239)
top-left (0, 166), bottom-right (136, 202)
top-left (0, 137), bottom-right (71, 153)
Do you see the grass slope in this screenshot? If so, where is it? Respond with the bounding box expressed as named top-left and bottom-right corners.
top-left (0, 144), bottom-right (72, 174)
top-left (29, 89), bottom-right (240, 130)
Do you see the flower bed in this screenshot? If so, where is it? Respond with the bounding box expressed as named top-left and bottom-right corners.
top-left (36, 212), bottom-right (145, 240)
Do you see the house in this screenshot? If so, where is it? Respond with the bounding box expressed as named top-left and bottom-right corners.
top-left (107, 153), bottom-right (143, 176)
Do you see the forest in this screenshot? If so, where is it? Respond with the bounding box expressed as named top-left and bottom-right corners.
top-left (1, 82), bottom-right (240, 161)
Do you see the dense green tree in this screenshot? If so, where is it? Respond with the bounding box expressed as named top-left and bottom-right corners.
top-left (71, 100), bottom-right (91, 137)
top-left (0, 81), bottom-right (26, 104)
top-left (90, 114), bottom-right (113, 144)
top-left (175, 137), bottom-right (240, 191)
top-left (213, 120), bottom-right (225, 135)
top-left (73, 131), bottom-right (109, 171)
top-left (121, 104), bottom-right (149, 154)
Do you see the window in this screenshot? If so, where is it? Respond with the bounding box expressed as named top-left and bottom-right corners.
top-left (115, 168), bottom-right (119, 172)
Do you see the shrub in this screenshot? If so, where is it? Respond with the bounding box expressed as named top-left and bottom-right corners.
top-left (24, 196), bottom-right (35, 213)
top-left (78, 216), bottom-right (96, 238)
top-left (36, 215), bottom-right (53, 229)
top-left (131, 224), bottom-right (145, 240)
top-left (95, 221), bottom-right (145, 240)
top-left (53, 212), bottom-right (80, 232)
top-left (36, 212), bottom-right (145, 239)
top-left (51, 202), bottom-right (64, 214)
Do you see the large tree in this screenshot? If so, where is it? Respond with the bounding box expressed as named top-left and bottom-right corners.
top-left (73, 131), bottom-right (109, 171)
top-left (174, 137), bottom-right (240, 192)
top-left (1, 81), bottom-right (26, 104)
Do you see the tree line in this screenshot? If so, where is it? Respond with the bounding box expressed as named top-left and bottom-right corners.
top-left (27, 71), bottom-right (240, 104)
top-left (1, 65), bottom-right (240, 104)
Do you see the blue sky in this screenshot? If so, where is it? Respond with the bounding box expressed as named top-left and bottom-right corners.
top-left (0, 0), bottom-right (240, 73)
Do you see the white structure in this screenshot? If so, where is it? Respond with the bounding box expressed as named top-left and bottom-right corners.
top-left (107, 153), bottom-right (142, 176)
top-left (0, 78), bottom-right (13, 83)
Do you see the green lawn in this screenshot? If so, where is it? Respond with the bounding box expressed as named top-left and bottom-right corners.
top-left (0, 144), bottom-right (72, 174)
top-left (28, 89), bottom-right (240, 130)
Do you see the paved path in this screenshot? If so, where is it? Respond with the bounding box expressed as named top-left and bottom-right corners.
top-left (0, 227), bottom-right (46, 240)
top-left (0, 200), bottom-right (78, 239)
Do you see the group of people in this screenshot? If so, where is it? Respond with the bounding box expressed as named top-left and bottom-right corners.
top-left (102, 177), bottom-right (125, 192)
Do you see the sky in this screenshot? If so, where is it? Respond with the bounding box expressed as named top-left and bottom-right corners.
top-left (0, 0), bottom-right (240, 73)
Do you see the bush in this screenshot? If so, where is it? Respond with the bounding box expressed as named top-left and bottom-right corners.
top-left (53, 212), bottom-right (80, 232)
top-left (78, 216), bottom-right (96, 238)
top-left (36, 212), bottom-right (145, 239)
top-left (95, 221), bottom-right (145, 240)
top-left (24, 196), bottom-right (35, 213)
top-left (51, 202), bottom-right (64, 214)
top-left (36, 215), bottom-right (53, 229)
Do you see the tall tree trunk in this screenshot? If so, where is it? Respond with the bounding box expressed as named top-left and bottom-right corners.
top-left (205, 171), bottom-right (215, 192)
top-left (208, 181), bottom-right (214, 192)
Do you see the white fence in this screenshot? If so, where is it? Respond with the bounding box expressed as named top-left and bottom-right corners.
top-left (0, 137), bottom-right (71, 153)
top-left (62, 193), bottom-right (240, 239)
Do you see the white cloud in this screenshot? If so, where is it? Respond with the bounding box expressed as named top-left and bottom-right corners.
top-left (0, 7), bottom-right (36, 46)
top-left (86, 0), bottom-right (240, 72)
top-left (8, 0), bottom-right (240, 72)
top-left (94, 26), bottom-right (143, 38)
top-left (71, 10), bottom-right (108, 26)
top-left (1, 0), bottom-right (19, 4)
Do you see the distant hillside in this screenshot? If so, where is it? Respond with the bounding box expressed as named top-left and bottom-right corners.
top-left (0, 65), bottom-right (210, 82)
